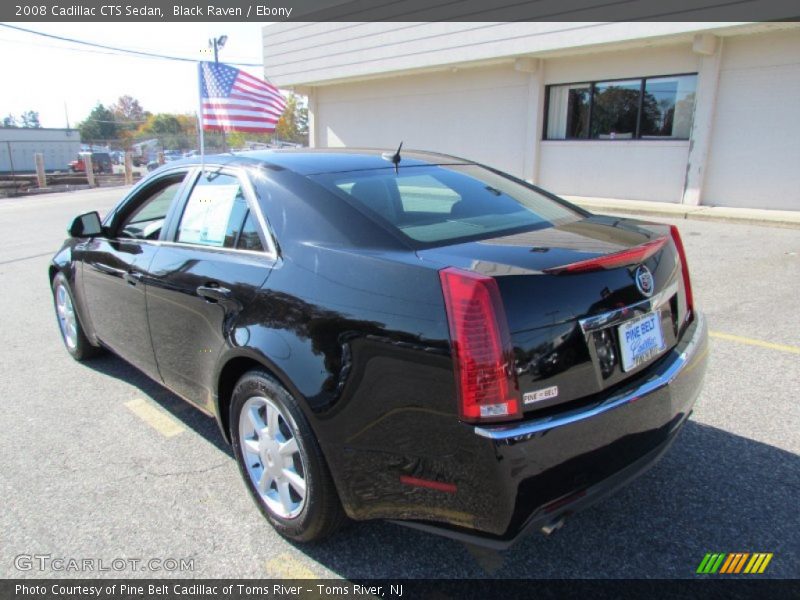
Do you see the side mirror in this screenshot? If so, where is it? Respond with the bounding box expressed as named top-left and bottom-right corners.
top-left (69, 211), bottom-right (103, 238)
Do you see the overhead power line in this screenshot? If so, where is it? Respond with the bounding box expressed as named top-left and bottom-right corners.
top-left (0, 23), bottom-right (264, 67)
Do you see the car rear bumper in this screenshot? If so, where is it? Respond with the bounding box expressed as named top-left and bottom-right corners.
top-left (394, 311), bottom-right (709, 548)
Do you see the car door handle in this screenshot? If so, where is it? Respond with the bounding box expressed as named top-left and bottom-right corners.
top-left (196, 285), bottom-right (233, 303)
top-left (124, 271), bottom-right (143, 286)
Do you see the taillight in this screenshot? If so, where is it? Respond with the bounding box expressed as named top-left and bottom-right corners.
top-left (544, 236), bottom-right (668, 274)
top-left (669, 225), bottom-right (694, 320)
top-left (439, 267), bottom-right (522, 423)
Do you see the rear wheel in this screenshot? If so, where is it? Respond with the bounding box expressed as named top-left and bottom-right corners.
top-left (52, 272), bottom-right (102, 361)
top-left (230, 370), bottom-right (346, 542)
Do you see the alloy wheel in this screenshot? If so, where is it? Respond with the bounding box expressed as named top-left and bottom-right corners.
top-left (55, 284), bottom-right (78, 350)
top-left (238, 396), bottom-right (307, 519)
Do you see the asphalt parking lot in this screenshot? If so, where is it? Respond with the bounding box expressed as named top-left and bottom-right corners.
top-left (0, 187), bottom-right (798, 580)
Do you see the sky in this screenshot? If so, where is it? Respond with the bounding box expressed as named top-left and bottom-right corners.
top-left (0, 22), bottom-right (272, 128)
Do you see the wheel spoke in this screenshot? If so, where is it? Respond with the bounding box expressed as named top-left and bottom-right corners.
top-left (278, 437), bottom-right (298, 457)
top-left (258, 469), bottom-right (272, 493)
top-left (283, 468), bottom-right (306, 497)
top-left (266, 404), bottom-right (279, 439)
top-left (277, 480), bottom-right (293, 512)
top-left (248, 405), bottom-right (264, 433)
top-left (243, 437), bottom-right (260, 456)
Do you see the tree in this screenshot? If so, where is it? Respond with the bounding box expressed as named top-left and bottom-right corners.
top-left (137, 113), bottom-right (195, 150)
top-left (79, 103), bottom-right (119, 143)
top-left (111, 95), bottom-right (146, 126)
top-left (3, 112), bottom-right (42, 128)
top-left (20, 110), bottom-right (41, 128)
top-left (275, 94), bottom-right (300, 143)
top-left (110, 96), bottom-right (147, 149)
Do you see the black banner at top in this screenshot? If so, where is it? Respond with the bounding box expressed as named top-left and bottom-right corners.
top-left (2, 0), bottom-right (799, 22)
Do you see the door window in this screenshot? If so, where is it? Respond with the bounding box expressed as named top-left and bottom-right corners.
top-left (118, 175), bottom-right (187, 240)
top-left (176, 172), bottom-right (264, 250)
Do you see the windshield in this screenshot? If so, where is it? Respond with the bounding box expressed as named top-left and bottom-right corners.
top-left (311, 164), bottom-right (581, 247)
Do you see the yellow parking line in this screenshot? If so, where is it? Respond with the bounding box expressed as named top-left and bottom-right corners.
top-left (709, 331), bottom-right (800, 355)
top-left (124, 399), bottom-right (185, 438)
top-left (265, 553), bottom-right (318, 579)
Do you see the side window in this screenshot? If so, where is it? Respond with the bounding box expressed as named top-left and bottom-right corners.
top-left (176, 172), bottom-right (268, 252)
top-left (237, 211), bottom-right (265, 251)
top-left (177, 173), bottom-right (250, 248)
top-left (118, 177), bottom-right (185, 240)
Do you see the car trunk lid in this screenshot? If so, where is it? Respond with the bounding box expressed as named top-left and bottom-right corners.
top-left (422, 215), bottom-right (691, 416)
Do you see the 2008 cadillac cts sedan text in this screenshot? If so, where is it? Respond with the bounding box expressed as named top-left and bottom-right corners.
top-left (50, 149), bottom-right (708, 548)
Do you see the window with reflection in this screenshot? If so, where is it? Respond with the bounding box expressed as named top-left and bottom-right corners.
top-left (544, 74), bottom-right (697, 141)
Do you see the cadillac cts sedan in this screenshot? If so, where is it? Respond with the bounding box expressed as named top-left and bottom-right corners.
top-left (49, 149), bottom-right (708, 548)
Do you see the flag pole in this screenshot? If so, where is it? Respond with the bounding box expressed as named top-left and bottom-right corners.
top-left (197, 62), bottom-right (205, 173)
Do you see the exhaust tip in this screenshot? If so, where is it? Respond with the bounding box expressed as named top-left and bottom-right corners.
top-left (540, 516), bottom-right (566, 536)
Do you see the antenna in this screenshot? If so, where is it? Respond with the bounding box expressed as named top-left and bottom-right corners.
top-left (381, 142), bottom-right (404, 174)
top-left (391, 141), bottom-right (403, 175)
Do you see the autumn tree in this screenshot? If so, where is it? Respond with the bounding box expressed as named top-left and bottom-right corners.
top-left (111, 95), bottom-right (146, 124)
top-left (111, 95), bottom-right (148, 149)
top-left (275, 94), bottom-right (308, 144)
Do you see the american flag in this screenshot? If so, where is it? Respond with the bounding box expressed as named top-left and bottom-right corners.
top-left (198, 61), bottom-right (286, 133)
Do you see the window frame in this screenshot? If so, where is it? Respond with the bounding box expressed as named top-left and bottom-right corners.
top-left (166, 165), bottom-right (277, 258)
top-left (542, 72), bottom-right (698, 142)
top-left (106, 167), bottom-right (194, 242)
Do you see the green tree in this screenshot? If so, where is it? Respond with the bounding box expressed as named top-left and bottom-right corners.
top-left (79, 103), bottom-right (119, 143)
top-left (2, 114), bottom-right (18, 128)
top-left (20, 110), bottom-right (41, 128)
top-left (138, 113), bottom-right (193, 150)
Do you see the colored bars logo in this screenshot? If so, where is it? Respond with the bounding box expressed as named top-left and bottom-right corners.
top-left (696, 552), bottom-right (773, 574)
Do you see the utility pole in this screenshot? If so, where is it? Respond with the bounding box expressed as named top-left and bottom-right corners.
top-left (209, 35), bottom-right (228, 151)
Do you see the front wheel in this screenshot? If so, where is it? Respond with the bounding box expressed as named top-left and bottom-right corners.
top-left (230, 370), bottom-right (347, 542)
top-left (52, 272), bottom-right (102, 361)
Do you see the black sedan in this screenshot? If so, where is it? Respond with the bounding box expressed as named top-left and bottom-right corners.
top-left (49, 149), bottom-right (708, 547)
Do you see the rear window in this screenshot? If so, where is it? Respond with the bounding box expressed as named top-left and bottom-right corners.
top-left (312, 165), bottom-right (579, 246)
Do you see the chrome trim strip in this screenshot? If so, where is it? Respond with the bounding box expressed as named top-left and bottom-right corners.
top-left (579, 280), bottom-right (678, 334)
top-left (112, 237), bottom-right (274, 259)
top-left (474, 312), bottom-right (706, 441)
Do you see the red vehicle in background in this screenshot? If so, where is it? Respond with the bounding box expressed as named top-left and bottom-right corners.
top-left (69, 152), bottom-right (113, 174)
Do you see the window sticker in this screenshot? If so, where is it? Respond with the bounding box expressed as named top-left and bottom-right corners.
top-left (179, 184), bottom-right (240, 247)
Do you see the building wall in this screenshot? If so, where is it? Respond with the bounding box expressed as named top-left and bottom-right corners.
top-left (314, 65), bottom-right (533, 176)
top-left (263, 22), bottom-right (734, 87)
top-left (0, 128), bottom-right (80, 172)
top-left (703, 29), bottom-right (800, 210)
top-left (271, 23), bottom-right (800, 210)
top-left (313, 43), bottom-right (702, 202)
top-left (538, 44), bottom-right (700, 202)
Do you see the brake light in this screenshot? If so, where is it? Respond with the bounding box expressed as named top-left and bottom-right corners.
top-left (669, 225), bottom-right (694, 319)
top-left (439, 267), bottom-right (521, 422)
top-left (544, 236), bottom-right (668, 274)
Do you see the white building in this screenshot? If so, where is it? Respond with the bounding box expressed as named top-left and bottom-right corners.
top-left (263, 22), bottom-right (800, 211)
top-left (0, 128), bottom-right (80, 173)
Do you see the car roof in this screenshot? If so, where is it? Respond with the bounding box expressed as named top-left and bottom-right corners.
top-left (169, 147), bottom-right (474, 176)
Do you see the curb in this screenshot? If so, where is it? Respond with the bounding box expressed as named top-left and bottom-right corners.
top-left (563, 196), bottom-right (800, 229)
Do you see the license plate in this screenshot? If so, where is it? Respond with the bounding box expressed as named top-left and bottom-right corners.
top-left (618, 311), bottom-right (666, 372)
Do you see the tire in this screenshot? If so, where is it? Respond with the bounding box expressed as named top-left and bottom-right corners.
top-left (52, 272), bottom-right (102, 361)
top-left (230, 370), bottom-right (347, 543)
